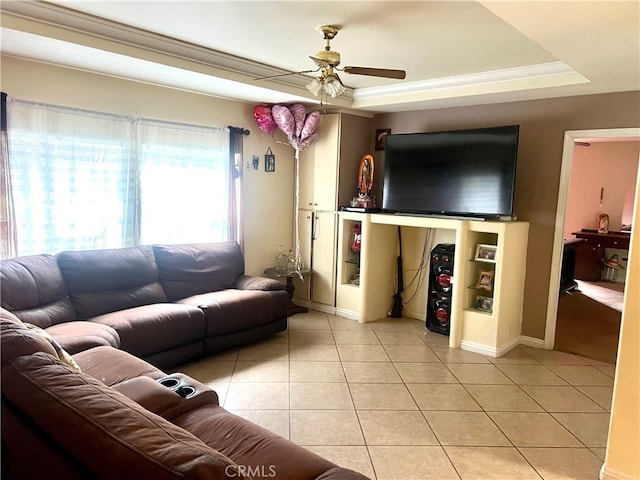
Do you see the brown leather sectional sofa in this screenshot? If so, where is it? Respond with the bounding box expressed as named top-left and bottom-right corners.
top-left (0, 243), bottom-right (371, 479)
top-left (1, 311), bottom-right (369, 479)
top-left (0, 241), bottom-right (288, 369)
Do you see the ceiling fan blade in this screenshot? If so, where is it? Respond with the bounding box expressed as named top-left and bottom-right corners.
top-left (254, 68), bottom-right (318, 81)
top-left (309, 56), bottom-right (330, 68)
top-left (343, 66), bottom-right (406, 79)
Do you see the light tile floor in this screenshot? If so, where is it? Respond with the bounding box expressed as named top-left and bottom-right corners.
top-left (176, 310), bottom-right (615, 480)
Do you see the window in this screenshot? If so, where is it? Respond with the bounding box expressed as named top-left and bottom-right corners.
top-left (7, 100), bottom-right (231, 256)
top-left (137, 120), bottom-right (230, 244)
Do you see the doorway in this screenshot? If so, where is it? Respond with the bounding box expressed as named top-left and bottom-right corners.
top-left (545, 128), bottom-right (640, 361)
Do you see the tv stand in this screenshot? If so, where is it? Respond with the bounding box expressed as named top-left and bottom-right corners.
top-left (393, 212), bottom-right (486, 221)
top-left (336, 212), bottom-right (529, 357)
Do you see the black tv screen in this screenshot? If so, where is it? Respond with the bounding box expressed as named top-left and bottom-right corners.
top-left (382, 125), bottom-right (519, 219)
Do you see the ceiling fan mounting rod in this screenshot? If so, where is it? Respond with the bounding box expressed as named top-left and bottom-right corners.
top-left (319, 25), bottom-right (340, 41)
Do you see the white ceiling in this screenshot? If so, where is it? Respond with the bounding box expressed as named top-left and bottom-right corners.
top-left (1, 1), bottom-right (639, 114)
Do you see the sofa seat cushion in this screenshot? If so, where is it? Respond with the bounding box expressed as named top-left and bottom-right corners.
top-left (45, 321), bottom-right (120, 355)
top-left (73, 346), bottom-right (164, 386)
top-left (88, 303), bottom-right (206, 357)
top-left (0, 254), bottom-right (76, 328)
top-left (2, 353), bottom-right (245, 479)
top-left (153, 242), bottom-right (245, 301)
top-left (176, 289), bottom-right (288, 336)
top-left (174, 406), bottom-right (369, 480)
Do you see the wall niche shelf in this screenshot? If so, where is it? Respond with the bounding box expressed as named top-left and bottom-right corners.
top-left (336, 212), bottom-right (529, 357)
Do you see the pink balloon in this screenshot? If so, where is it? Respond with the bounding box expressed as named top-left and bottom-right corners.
top-left (300, 111), bottom-right (320, 141)
top-left (272, 105), bottom-right (296, 138)
top-left (253, 105), bottom-right (277, 136)
top-left (290, 132), bottom-right (319, 151)
top-left (289, 103), bottom-right (306, 139)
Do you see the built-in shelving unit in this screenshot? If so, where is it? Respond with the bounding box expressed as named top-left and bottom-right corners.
top-left (336, 213), bottom-right (365, 315)
top-left (336, 212), bottom-right (529, 357)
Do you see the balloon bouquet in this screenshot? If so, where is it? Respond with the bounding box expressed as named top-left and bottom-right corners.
top-left (253, 104), bottom-right (321, 278)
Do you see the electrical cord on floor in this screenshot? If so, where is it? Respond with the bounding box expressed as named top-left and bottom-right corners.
top-left (388, 228), bottom-right (435, 315)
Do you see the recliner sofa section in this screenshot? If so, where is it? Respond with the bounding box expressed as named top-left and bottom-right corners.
top-left (1, 310), bottom-right (370, 480)
top-left (0, 241), bottom-right (288, 369)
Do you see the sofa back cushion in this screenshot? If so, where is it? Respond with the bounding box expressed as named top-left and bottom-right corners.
top-left (57, 246), bottom-right (167, 319)
top-left (0, 254), bottom-right (76, 327)
top-left (1, 353), bottom-right (244, 479)
top-left (153, 242), bottom-right (245, 301)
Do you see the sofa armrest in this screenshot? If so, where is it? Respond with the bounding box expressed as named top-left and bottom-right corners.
top-left (113, 373), bottom-right (219, 420)
top-left (233, 274), bottom-right (285, 291)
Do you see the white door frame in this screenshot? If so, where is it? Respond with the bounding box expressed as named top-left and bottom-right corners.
top-left (544, 127), bottom-right (640, 349)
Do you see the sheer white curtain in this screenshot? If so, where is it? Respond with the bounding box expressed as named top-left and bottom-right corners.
top-left (6, 100), bottom-right (231, 257)
top-left (1, 92), bottom-right (17, 259)
top-left (137, 120), bottom-right (229, 244)
top-left (8, 100), bottom-right (135, 255)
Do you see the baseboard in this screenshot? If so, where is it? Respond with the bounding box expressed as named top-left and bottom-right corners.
top-left (600, 463), bottom-right (637, 480)
top-left (461, 336), bottom-right (532, 357)
top-left (292, 298), bottom-right (336, 316)
top-left (334, 308), bottom-right (359, 321)
top-left (497, 336), bottom-right (522, 356)
top-left (459, 340), bottom-right (500, 357)
top-left (289, 305), bottom-right (550, 355)
top-left (519, 335), bottom-right (546, 349)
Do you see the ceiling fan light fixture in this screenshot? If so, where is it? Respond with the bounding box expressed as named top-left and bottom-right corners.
top-left (306, 74), bottom-right (346, 98)
top-left (306, 77), bottom-right (323, 96)
top-left (323, 74), bottom-right (346, 98)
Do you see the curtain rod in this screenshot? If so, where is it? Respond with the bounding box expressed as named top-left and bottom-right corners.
top-left (228, 126), bottom-right (250, 135)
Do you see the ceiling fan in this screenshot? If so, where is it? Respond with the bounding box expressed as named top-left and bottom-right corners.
top-left (257, 25), bottom-right (406, 98)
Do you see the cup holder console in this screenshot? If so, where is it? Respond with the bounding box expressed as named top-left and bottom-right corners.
top-left (158, 377), bottom-right (180, 389)
top-left (150, 373), bottom-right (219, 418)
top-left (157, 375), bottom-right (197, 399)
top-left (175, 385), bottom-right (196, 398)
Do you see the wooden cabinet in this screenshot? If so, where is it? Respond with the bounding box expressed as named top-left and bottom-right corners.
top-left (572, 230), bottom-right (630, 281)
top-left (336, 213), bottom-right (529, 357)
top-left (295, 113), bottom-right (372, 308)
top-left (310, 211), bottom-right (338, 305)
top-left (299, 113), bottom-right (340, 210)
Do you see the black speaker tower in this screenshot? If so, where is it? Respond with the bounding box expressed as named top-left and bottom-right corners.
top-left (426, 244), bottom-right (455, 335)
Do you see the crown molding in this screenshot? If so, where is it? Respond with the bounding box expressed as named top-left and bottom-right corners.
top-left (1, 1), bottom-right (354, 102)
top-left (353, 62), bottom-right (587, 100)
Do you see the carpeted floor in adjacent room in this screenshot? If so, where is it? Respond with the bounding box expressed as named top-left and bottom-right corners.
top-left (554, 280), bottom-right (623, 364)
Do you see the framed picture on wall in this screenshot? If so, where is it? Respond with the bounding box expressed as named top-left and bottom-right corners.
top-left (265, 154), bottom-right (275, 172)
top-left (375, 129), bottom-right (391, 150)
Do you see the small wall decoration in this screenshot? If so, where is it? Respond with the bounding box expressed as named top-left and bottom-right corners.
top-left (598, 213), bottom-right (609, 233)
top-left (474, 295), bottom-right (493, 313)
top-left (375, 129), bottom-right (391, 150)
top-left (264, 147), bottom-right (275, 172)
top-left (252, 155), bottom-right (259, 170)
top-left (474, 244), bottom-right (497, 263)
top-left (475, 269), bottom-right (494, 291)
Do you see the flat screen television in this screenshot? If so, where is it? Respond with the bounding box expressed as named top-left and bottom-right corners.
top-left (381, 125), bottom-right (520, 220)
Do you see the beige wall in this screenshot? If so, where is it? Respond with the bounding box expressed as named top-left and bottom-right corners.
top-left (0, 56), bottom-right (296, 276)
top-left (565, 141), bottom-right (639, 238)
top-left (373, 92), bottom-right (640, 339)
